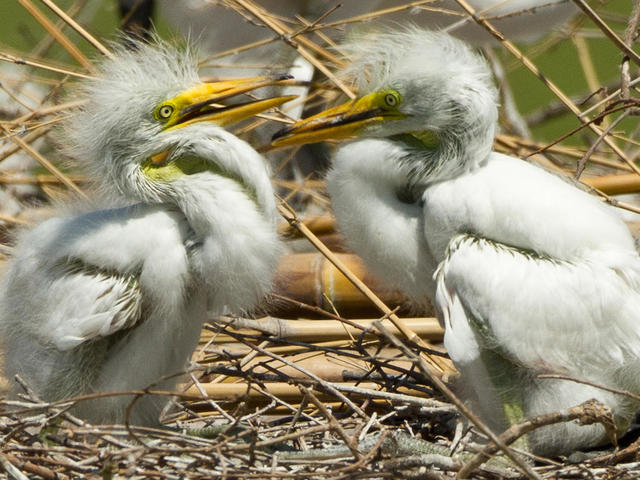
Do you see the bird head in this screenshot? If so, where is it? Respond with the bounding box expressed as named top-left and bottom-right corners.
top-left (64, 38), bottom-right (294, 203)
top-left (271, 29), bottom-right (498, 179)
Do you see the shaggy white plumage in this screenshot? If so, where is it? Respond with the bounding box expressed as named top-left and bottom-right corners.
top-left (0, 40), bottom-right (281, 425)
top-left (276, 28), bottom-right (640, 456)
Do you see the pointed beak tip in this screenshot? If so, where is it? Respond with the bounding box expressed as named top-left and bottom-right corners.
top-left (271, 128), bottom-right (289, 142)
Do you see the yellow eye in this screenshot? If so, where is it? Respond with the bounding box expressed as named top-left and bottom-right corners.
top-left (158, 105), bottom-right (174, 120)
top-left (384, 92), bottom-right (399, 108)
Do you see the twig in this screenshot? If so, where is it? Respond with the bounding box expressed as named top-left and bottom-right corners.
top-left (575, 111), bottom-right (630, 179)
top-left (0, 124), bottom-right (88, 201)
top-left (452, 0), bottom-right (637, 171)
top-left (37, 0), bottom-right (112, 57)
top-left (277, 199), bottom-right (450, 374)
top-left (0, 52), bottom-right (92, 79)
top-left (458, 399), bottom-right (617, 477)
top-left (18, 0), bottom-right (94, 71)
top-left (373, 321), bottom-right (542, 480)
top-left (229, 0), bottom-right (355, 99)
top-left (572, 0), bottom-right (640, 68)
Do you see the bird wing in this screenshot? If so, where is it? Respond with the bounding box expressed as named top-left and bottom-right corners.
top-left (436, 234), bottom-right (640, 375)
top-left (423, 153), bottom-right (638, 264)
top-left (1, 204), bottom-right (191, 351)
top-left (38, 259), bottom-right (144, 351)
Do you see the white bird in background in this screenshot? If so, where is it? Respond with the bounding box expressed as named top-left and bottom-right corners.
top-left (376, 0), bottom-right (577, 43)
top-left (0, 39), bottom-right (292, 425)
top-left (272, 29), bottom-right (640, 456)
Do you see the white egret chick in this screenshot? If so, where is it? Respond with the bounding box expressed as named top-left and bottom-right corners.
top-left (0, 40), bottom-right (293, 425)
top-left (272, 29), bottom-right (640, 456)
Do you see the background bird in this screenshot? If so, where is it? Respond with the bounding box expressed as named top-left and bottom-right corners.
top-left (0, 39), bottom-right (292, 425)
top-left (272, 28), bottom-right (640, 456)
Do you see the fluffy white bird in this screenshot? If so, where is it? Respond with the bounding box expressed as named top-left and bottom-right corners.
top-left (0, 40), bottom-right (292, 425)
top-left (272, 29), bottom-right (640, 456)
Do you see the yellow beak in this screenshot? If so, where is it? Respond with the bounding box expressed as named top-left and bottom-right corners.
top-left (271, 91), bottom-right (402, 147)
top-left (164, 75), bottom-right (297, 130)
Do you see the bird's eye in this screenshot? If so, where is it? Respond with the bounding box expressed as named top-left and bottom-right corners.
top-left (384, 92), bottom-right (400, 108)
top-left (157, 105), bottom-right (174, 120)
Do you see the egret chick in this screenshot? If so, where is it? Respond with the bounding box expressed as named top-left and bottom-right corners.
top-left (272, 29), bottom-right (640, 456)
top-left (0, 39), bottom-right (293, 425)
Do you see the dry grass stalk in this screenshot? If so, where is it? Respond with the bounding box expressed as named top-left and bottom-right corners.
top-left (17, 0), bottom-right (94, 71)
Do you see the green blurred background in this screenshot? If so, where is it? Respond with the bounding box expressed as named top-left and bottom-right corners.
top-left (0, 0), bottom-right (634, 146)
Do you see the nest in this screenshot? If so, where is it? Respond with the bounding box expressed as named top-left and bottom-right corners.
top-left (1, 0), bottom-right (640, 478)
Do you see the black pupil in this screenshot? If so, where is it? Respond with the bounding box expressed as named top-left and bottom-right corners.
top-left (162, 107), bottom-right (171, 117)
top-left (386, 95), bottom-right (395, 106)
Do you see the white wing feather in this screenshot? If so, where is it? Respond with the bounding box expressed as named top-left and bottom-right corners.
top-left (436, 234), bottom-right (640, 380)
top-left (1, 203), bottom-right (191, 352)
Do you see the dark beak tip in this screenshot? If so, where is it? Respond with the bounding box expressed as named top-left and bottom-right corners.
top-left (276, 73), bottom-right (294, 81)
top-left (271, 128), bottom-right (289, 142)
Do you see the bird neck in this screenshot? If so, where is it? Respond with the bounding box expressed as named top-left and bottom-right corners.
top-left (169, 175), bottom-right (280, 312)
top-left (394, 125), bottom-right (494, 187)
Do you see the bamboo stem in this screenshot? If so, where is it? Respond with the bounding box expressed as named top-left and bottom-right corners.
top-left (201, 317), bottom-right (443, 343)
top-left (583, 174), bottom-right (640, 195)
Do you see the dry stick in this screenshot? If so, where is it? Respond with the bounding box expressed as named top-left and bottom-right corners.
top-left (0, 454), bottom-right (30, 480)
top-left (205, 317), bottom-right (444, 343)
top-left (458, 400), bottom-right (617, 477)
top-left (307, 0), bottom-right (440, 31)
top-left (209, 339), bottom-right (270, 385)
top-left (1, 453), bottom-right (66, 480)
top-left (572, 33), bottom-right (610, 132)
top-left (17, 0), bottom-right (94, 71)
top-left (11, 99), bottom-right (85, 125)
top-left (0, 125), bottom-right (88, 201)
top-left (621, 0), bottom-right (640, 101)
top-left (288, 4), bottom-right (341, 42)
top-left (37, 0), bottom-right (112, 57)
top-left (301, 386), bottom-right (364, 461)
top-left (452, 0), bottom-right (637, 172)
top-left (575, 111), bottom-right (630, 179)
top-left (538, 373), bottom-right (640, 402)
top-left (277, 200), bottom-right (450, 375)
top-left (373, 321), bottom-right (541, 480)
top-left (230, 335), bottom-right (368, 418)
top-left (0, 126), bottom-right (51, 163)
top-left (0, 52), bottom-right (91, 79)
top-left (0, 213), bottom-right (31, 226)
top-left (230, 0), bottom-right (355, 99)
top-left (582, 75), bottom-right (640, 118)
top-left (572, 0), bottom-right (640, 68)
top-left (499, 133), bottom-right (630, 172)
